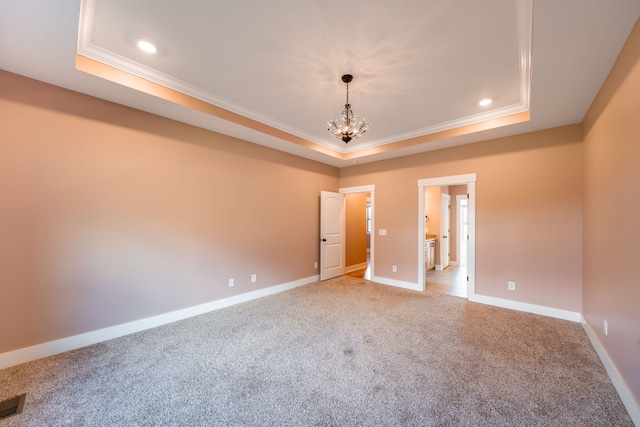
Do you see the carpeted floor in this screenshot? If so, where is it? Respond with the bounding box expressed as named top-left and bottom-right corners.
top-left (0, 276), bottom-right (633, 426)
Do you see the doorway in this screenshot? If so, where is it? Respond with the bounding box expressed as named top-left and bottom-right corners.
top-left (345, 192), bottom-right (371, 280)
top-left (417, 174), bottom-right (476, 298)
top-left (320, 185), bottom-right (375, 281)
top-left (342, 185), bottom-right (374, 280)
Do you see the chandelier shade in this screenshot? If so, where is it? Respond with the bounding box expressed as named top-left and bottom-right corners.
top-left (326, 74), bottom-right (370, 144)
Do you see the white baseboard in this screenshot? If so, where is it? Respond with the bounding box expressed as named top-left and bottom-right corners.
top-left (371, 275), bottom-right (422, 292)
top-left (581, 316), bottom-right (640, 425)
top-left (469, 293), bottom-right (581, 322)
top-left (0, 275), bottom-right (319, 370)
top-left (345, 262), bottom-right (368, 273)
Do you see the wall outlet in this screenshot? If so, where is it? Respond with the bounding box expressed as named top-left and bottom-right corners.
top-left (314, 262), bottom-right (318, 269)
top-left (392, 265), bottom-right (397, 273)
top-left (228, 278), bottom-right (234, 287)
top-left (604, 319), bottom-right (608, 336)
top-left (251, 274), bottom-right (257, 283)
top-left (508, 281), bottom-right (516, 291)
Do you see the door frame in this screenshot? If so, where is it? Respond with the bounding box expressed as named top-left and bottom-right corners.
top-left (339, 184), bottom-right (375, 279)
top-left (417, 174), bottom-right (476, 298)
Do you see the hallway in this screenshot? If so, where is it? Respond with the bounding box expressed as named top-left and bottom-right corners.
top-left (425, 266), bottom-right (467, 298)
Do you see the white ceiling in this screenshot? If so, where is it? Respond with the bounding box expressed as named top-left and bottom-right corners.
top-left (1, 0), bottom-right (639, 167)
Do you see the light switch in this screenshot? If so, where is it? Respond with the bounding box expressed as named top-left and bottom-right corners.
top-left (379, 229), bottom-right (387, 235)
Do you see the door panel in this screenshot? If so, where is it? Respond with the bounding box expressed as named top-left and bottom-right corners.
top-left (320, 191), bottom-right (345, 280)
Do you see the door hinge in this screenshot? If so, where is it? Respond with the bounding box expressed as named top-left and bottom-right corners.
top-left (467, 276), bottom-right (469, 282)
top-left (467, 193), bottom-right (469, 199)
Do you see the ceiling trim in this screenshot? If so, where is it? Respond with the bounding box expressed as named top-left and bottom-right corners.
top-left (75, 54), bottom-right (346, 159)
top-left (77, 0), bottom-right (533, 158)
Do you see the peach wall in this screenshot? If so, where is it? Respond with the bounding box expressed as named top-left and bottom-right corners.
top-left (340, 125), bottom-right (584, 312)
top-left (345, 193), bottom-right (368, 268)
top-left (424, 186), bottom-right (441, 264)
top-left (582, 20), bottom-right (640, 405)
top-left (0, 71), bottom-right (339, 354)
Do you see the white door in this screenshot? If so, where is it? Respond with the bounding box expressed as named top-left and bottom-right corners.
top-left (457, 195), bottom-right (468, 266)
top-left (320, 191), bottom-right (345, 280)
top-left (441, 193), bottom-right (451, 269)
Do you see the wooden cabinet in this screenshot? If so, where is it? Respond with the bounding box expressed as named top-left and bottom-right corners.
top-left (424, 239), bottom-right (436, 271)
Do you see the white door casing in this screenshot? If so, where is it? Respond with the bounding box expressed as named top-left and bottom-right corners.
top-left (320, 191), bottom-right (345, 280)
top-left (417, 174), bottom-right (476, 298)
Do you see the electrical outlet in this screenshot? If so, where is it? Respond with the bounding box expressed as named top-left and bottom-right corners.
top-left (508, 281), bottom-right (516, 291)
top-left (604, 319), bottom-right (608, 336)
top-left (251, 274), bottom-right (257, 283)
top-left (392, 265), bottom-right (397, 273)
top-left (228, 278), bottom-right (234, 287)
top-left (314, 262), bottom-right (318, 269)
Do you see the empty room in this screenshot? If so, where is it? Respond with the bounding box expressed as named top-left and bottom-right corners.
top-left (1, 0), bottom-right (639, 425)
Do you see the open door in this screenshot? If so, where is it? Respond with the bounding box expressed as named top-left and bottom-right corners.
top-left (320, 191), bottom-right (345, 280)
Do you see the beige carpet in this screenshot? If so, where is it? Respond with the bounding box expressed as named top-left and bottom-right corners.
top-left (0, 276), bottom-right (632, 426)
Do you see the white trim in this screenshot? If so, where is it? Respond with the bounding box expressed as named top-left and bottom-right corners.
top-left (581, 316), bottom-right (640, 425)
top-left (339, 185), bottom-right (375, 194)
top-left (371, 275), bottom-right (422, 292)
top-left (0, 275), bottom-right (318, 370)
top-left (469, 294), bottom-right (581, 322)
top-left (417, 173), bottom-right (477, 188)
top-left (417, 174), bottom-right (476, 298)
top-left (345, 262), bottom-right (368, 273)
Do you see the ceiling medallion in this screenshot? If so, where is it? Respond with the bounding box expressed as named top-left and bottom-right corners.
top-left (326, 74), bottom-right (370, 144)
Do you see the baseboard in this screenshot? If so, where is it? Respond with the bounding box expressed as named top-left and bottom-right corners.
top-left (371, 275), bottom-right (422, 292)
top-left (581, 316), bottom-right (640, 425)
top-left (469, 293), bottom-right (581, 322)
top-left (345, 262), bottom-right (368, 273)
top-left (0, 275), bottom-right (319, 370)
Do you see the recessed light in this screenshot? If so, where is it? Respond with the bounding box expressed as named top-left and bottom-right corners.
top-left (137, 39), bottom-right (157, 54)
top-left (479, 98), bottom-right (493, 107)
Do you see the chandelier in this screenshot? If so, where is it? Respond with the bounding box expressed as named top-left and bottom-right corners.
top-left (326, 74), bottom-right (370, 144)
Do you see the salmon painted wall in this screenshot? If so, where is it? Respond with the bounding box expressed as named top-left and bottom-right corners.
top-left (582, 19), bottom-right (640, 406)
top-left (340, 125), bottom-right (584, 312)
top-left (345, 193), bottom-right (368, 269)
top-left (424, 186), bottom-right (441, 264)
top-left (0, 71), bottom-right (339, 354)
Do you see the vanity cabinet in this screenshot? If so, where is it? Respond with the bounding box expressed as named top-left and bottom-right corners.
top-left (424, 238), bottom-right (436, 271)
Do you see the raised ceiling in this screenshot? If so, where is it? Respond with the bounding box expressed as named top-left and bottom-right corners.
top-left (1, 0), bottom-right (639, 167)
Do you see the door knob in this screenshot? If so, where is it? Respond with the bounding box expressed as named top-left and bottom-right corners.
top-left (322, 238), bottom-right (327, 242)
